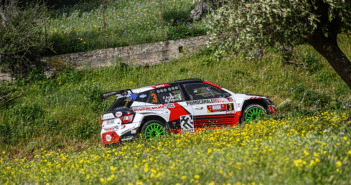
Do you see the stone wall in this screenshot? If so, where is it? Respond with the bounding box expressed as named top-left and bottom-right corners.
top-left (0, 35), bottom-right (209, 81)
top-left (42, 35), bottom-right (209, 70)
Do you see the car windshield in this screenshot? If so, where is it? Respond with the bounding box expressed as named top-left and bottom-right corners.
top-left (107, 97), bottom-right (134, 111)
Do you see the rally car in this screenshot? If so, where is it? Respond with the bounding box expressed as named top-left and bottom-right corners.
top-left (100, 78), bottom-right (276, 144)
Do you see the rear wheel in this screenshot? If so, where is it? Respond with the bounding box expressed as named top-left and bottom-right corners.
top-left (241, 104), bottom-right (267, 123)
top-left (141, 120), bottom-right (165, 139)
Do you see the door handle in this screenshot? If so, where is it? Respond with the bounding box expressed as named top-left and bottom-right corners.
top-left (194, 106), bottom-right (203, 110)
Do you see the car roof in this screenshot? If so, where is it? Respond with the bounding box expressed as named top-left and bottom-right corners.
top-left (132, 78), bottom-right (204, 93)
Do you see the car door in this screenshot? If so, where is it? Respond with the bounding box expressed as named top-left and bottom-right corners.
top-left (155, 84), bottom-right (195, 133)
top-left (182, 82), bottom-right (235, 128)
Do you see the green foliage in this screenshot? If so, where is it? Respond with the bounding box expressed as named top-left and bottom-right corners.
top-left (0, 1), bottom-right (51, 76)
top-left (289, 83), bottom-right (335, 110)
top-left (206, 0), bottom-right (351, 59)
top-left (299, 53), bottom-right (324, 73)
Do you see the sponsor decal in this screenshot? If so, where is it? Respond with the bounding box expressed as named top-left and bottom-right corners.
top-left (104, 127), bottom-right (115, 131)
top-left (207, 103), bottom-right (234, 112)
top-left (165, 94), bottom-right (182, 103)
top-left (131, 129), bottom-right (137, 134)
top-left (227, 97), bottom-right (234, 102)
top-left (133, 105), bottom-right (165, 112)
top-left (180, 115), bottom-right (194, 133)
top-left (151, 84), bottom-right (171, 89)
top-left (104, 119), bottom-right (115, 125)
top-left (187, 99), bottom-right (213, 105)
top-left (139, 94), bottom-right (147, 98)
top-left (115, 112), bottom-right (122, 117)
top-left (207, 104), bottom-right (227, 112)
top-left (226, 110), bottom-right (235, 114)
top-left (213, 98), bottom-right (229, 103)
top-left (106, 134), bottom-right (112, 141)
top-left (165, 103), bottom-right (175, 108)
top-left (151, 93), bottom-right (158, 103)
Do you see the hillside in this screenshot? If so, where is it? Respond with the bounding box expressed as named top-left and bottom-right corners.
top-left (0, 33), bottom-right (351, 183)
top-left (1, 32), bottom-right (351, 155)
top-left (46, 0), bottom-right (207, 55)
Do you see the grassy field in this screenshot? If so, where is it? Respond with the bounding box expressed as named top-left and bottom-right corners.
top-left (1, 31), bottom-right (351, 183)
top-left (1, 112), bottom-right (351, 184)
top-left (46, 0), bottom-right (207, 55)
top-left (1, 34), bottom-right (351, 156)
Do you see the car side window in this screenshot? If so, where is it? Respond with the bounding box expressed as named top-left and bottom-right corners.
top-left (155, 85), bottom-right (185, 104)
top-left (135, 92), bottom-right (149, 102)
top-left (183, 83), bottom-right (224, 100)
top-left (147, 90), bottom-right (159, 104)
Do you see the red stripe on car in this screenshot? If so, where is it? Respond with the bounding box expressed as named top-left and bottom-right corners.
top-left (203, 81), bottom-right (223, 89)
top-left (166, 102), bottom-right (190, 122)
top-left (151, 84), bottom-right (171, 89)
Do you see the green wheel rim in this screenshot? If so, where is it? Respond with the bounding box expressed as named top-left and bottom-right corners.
top-left (245, 106), bottom-right (266, 122)
top-left (144, 123), bottom-right (164, 139)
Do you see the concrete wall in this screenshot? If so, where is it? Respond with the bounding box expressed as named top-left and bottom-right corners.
top-left (41, 35), bottom-right (209, 70)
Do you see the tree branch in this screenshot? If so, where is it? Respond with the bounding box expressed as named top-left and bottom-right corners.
top-left (0, 90), bottom-right (24, 107)
top-left (0, 6), bottom-right (7, 27)
top-left (0, 92), bottom-right (11, 99)
top-left (282, 60), bottom-right (307, 69)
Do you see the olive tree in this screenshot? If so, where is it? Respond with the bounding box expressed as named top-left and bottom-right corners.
top-left (206, 0), bottom-right (351, 89)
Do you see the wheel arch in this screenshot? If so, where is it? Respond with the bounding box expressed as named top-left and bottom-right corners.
top-left (138, 115), bottom-right (169, 133)
top-left (240, 99), bottom-right (269, 121)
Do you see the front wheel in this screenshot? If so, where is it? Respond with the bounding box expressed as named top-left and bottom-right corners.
top-left (241, 104), bottom-right (267, 123)
top-left (141, 120), bottom-right (165, 139)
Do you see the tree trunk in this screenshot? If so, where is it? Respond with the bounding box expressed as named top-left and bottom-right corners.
top-left (308, 30), bottom-right (351, 89)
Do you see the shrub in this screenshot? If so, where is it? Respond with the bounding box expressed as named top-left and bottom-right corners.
top-left (0, 1), bottom-right (51, 78)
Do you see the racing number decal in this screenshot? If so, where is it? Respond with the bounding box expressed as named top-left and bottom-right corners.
top-left (151, 93), bottom-right (158, 103)
top-left (227, 103), bottom-right (233, 111)
top-left (180, 115), bottom-right (194, 133)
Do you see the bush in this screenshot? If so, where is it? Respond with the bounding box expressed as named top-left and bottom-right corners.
top-left (0, 1), bottom-right (51, 78)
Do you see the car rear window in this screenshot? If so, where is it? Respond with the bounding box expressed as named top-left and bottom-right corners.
top-left (107, 97), bottom-right (134, 111)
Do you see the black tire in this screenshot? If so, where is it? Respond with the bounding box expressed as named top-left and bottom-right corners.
top-left (141, 120), bottom-right (166, 139)
top-left (240, 104), bottom-right (267, 123)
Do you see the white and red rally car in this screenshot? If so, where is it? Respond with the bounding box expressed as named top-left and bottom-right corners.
top-left (100, 79), bottom-right (276, 144)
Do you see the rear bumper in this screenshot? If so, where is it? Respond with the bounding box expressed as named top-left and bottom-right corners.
top-left (268, 105), bottom-right (277, 114)
top-left (101, 132), bottom-right (120, 144)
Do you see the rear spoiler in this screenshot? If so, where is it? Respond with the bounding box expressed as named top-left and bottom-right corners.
top-left (100, 89), bottom-right (133, 100)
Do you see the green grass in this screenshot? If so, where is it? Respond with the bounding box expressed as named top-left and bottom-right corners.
top-left (46, 0), bottom-right (207, 55)
top-left (1, 34), bottom-right (350, 158)
top-left (1, 112), bottom-right (351, 184)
